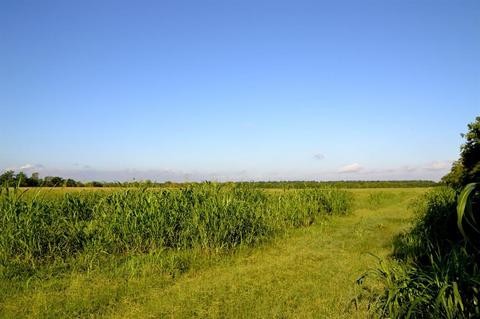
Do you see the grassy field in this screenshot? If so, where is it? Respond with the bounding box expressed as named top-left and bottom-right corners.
top-left (0, 187), bottom-right (427, 318)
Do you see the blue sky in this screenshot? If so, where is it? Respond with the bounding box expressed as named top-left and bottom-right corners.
top-left (1, 0), bottom-right (479, 181)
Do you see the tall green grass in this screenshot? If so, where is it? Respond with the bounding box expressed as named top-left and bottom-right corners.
top-left (0, 183), bottom-right (352, 278)
top-left (360, 186), bottom-right (480, 318)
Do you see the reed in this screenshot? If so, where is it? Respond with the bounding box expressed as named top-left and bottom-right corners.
top-left (0, 183), bottom-right (352, 278)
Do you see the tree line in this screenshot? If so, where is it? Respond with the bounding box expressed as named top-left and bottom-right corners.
top-left (0, 170), bottom-right (438, 189)
top-left (0, 171), bottom-right (101, 187)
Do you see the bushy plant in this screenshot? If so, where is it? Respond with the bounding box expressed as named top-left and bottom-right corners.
top-left (392, 187), bottom-right (458, 261)
top-left (362, 185), bottom-right (480, 318)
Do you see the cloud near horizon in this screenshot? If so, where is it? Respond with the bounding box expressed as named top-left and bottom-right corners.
top-left (338, 163), bottom-right (363, 173)
top-left (18, 163), bottom-right (45, 171)
top-left (424, 160), bottom-right (453, 171)
top-left (1, 160), bottom-right (454, 182)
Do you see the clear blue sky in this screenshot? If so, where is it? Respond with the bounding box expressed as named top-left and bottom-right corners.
top-left (1, 0), bottom-right (479, 181)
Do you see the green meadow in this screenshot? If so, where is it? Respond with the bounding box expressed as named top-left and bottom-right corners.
top-left (0, 185), bottom-right (427, 318)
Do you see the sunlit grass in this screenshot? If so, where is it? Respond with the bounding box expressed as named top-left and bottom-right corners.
top-left (0, 187), bottom-right (426, 318)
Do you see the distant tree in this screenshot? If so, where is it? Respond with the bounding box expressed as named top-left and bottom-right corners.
top-left (89, 181), bottom-right (103, 187)
top-left (51, 177), bottom-right (64, 187)
top-left (25, 172), bottom-right (41, 187)
top-left (460, 116), bottom-right (480, 182)
top-left (25, 177), bottom-right (40, 187)
top-left (44, 176), bottom-right (65, 187)
top-left (43, 176), bottom-right (53, 187)
top-left (442, 160), bottom-right (464, 187)
top-left (64, 179), bottom-right (77, 187)
top-left (15, 172), bottom-right (29, 186)
top-left (0, 170), bottom-right (15, 186)
top-left (442, 116), bottom-right (480, 188)
top-left (143, 179), bottom-right (154, 187)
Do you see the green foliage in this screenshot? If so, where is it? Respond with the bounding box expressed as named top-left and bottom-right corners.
top-left (0, 170), bottom-right (15, 186)
top-left (0, 187), bottom-right (425, 318)
top-left (441, 160), bottom-right (465, 189)
top-left (0, 169), bottom-right (438, 189)
top-left (361, 116), bottom-right (480, 318)
top-left (43, 176), bottom-right (65, 187)
top-left (0, 183), bottom-right (352, 278)
top-left (363, 186), bottom-right (480, 318)
top-left (0, 189), bottom-right (100, 277)
top-left (461, 118), bottom-right (480, 183)
top-left (91, 185), bottom-right (272, 251)
top-left (457, 183), bottom-right (480, 252)
top-left (442, 116), bottom-right (480, 189)
top-left (238, 180), bottom-right (437, 189)
top-left (365, 249), bottom-right (480, 319)
top-left (393, 187), bottom-right (458, 260)
top-left (0, 170), bottom-right (46, 187)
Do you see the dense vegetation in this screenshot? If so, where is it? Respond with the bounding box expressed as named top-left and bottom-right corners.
top-left (360, 186), bottom-right (480, 318)
top-left (359, 116), bottom-right (480, 318)
top-left (0, 170), bottom-right (96, 187)
top-left (0, 169), bottom-right (437, 189)
top-left (0, 187), bottom-right (423, 318)
top-left (1, 117), bottom-right (477, 317)
top-left (239, 180), bottom-right (437, 189)
top-left (0, 183), bottom-right (352, 279)
top-left (442, 116), bottom-right (480, 190)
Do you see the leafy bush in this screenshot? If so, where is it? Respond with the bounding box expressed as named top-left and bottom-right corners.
top-left (442, 116), bottom-right (480, 189)
top-left (362, 186), bottom-right (480, 318)
top-left (393, 187), bottom-right (458, 261)
top-left (368, 249), bottom-right (480, 319)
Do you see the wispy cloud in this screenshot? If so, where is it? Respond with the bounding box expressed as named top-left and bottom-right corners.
top-left (401, 165), bottom-right (417, 173)
top-left (338, 163), bottom-right (363, 173)
top-left (17, 163), bottom-right (45, 171)
top-left (424, 161), bottom-right (452, 171)
top-left (1, 159), bottom-right (455, 182)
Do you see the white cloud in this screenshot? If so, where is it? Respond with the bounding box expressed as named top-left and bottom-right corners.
top-left (424, 161), bottom-right (452, 171)
top-left (18, 163), bottom-right (45, 171)
top-left (338, 163), bottom-right (363, 173)
top-left (1, 159), bottom-right (455, 182)
top-left (401, 165), bottom-right (417, 173)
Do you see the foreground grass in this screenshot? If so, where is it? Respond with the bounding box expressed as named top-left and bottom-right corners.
top-left (0, 188), bottom-right (426, 318)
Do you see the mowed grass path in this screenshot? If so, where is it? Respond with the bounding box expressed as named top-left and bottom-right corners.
top-left (104, 188), bottom-right (425, 318)
top-left (1, 188), bottom-right (426, 318)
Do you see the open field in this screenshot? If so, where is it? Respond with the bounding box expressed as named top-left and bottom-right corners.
top-left (3, 1), bottom-right (478, 317)
top-left (0, 186), bottom-right (428, 318)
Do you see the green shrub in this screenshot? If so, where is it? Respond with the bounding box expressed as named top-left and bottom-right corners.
top-left (362, 186), bottom-right (480, 318)
top-left (368, 249), bottom-right (480, 319)
top-left (393, 187), bottom-right (458, 261)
